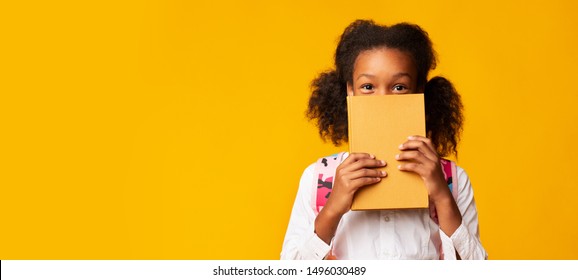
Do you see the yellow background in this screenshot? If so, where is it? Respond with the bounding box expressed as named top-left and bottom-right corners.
top-left (1, 0), bottom-right (577, 259)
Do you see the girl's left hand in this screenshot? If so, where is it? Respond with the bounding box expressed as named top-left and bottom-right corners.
top-left (396, 135), bottom-right (450, 203)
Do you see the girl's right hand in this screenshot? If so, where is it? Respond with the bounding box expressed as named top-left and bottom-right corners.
top-left (324, 153), bottom-right (387, 217)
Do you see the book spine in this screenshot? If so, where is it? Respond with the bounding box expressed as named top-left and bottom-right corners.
top-left (347, 96), bottom-right (355, 210)
top-left (346, 96), bottom-right (353, 152)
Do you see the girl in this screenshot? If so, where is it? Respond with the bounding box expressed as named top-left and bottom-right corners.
top-left (281, 20), bottom-right (487, 260)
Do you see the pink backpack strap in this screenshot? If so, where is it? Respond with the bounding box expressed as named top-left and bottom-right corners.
top-left (312, 152), bottom-right (348, 260)
top-left (429, 159), bottom-right (459, 225)
top-left (440, 159), bottom-right (459, 202)
top-left (433, 159), bottom-right (459, 260)
top-left (312, 152), bottom-right (348, 215)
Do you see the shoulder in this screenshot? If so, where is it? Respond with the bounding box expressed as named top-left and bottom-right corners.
top-left (315, 152), bottom-right (349, 167)
top-left (299, 152), bottom-right (348, 189)
top-left (300, 162), bottom-right (316, 183)
top-left (300, 152), bottom-right (347, 178)
top-left (455, 165), bottom-right (472, 189)
top-left (453, 164), bottom-right (477, 210)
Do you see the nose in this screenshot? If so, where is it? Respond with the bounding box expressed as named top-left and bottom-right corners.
top-left (374, 89), bottom-right (387, 96)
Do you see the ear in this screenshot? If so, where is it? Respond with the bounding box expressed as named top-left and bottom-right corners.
top-left (347, 82), bottom-right (354, 96)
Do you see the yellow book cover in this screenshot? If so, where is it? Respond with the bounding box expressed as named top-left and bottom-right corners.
top-left (347, 94), bottom-right (427, 210)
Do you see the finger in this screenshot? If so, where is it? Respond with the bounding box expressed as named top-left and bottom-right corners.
top-left (338, 153), bottom-right (375, 173)
top-left (395, 150), bottom-right (429, 164)
top-left (349, 168), bottom-right (387, 180)
top-left (343, 158), bottom-right (387, 172)
top-left (408, 135), bottom-right (436, 153)
top-left (399, 141), bottom-right (437, 161)
top-left (398, 139), bottom-right (437, 162)
top-left (397, 162), bottom-right (427, 176)
top-left (350, 176), bottom-right (382, 190)
top-left (341, 152), bottom-right (375, 166)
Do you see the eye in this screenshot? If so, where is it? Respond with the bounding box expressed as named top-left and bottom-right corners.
top-left (392, 84), bottom-right (409, 93)
top-left (362, 84), bottom-right (373, 90)
top-left (360, 84), bottom-right (374, 93)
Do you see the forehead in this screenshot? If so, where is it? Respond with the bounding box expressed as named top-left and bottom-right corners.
top-left (353, 48), bottom-right (416, 77)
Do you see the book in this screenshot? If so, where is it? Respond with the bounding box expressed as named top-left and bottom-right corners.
top-left (347, 94), bottom-right (427, 210)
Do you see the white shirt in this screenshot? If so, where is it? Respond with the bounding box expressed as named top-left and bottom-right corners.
top-left (281, 157), bottom-right (487, 260)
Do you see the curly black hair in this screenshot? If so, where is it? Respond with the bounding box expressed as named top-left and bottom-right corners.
top-left (306, 20), bottom-right (463, 157)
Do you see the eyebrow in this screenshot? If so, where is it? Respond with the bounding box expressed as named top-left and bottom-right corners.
top-left (392, 72), bottom-right (412, 79)
top-left (356, 73), bottom-right (375, 80)
top-left (356, 72), bottom-right (412, 81)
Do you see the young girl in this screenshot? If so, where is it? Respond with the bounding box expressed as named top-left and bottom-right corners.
top-left (281, 20), bottom-right (487, 260)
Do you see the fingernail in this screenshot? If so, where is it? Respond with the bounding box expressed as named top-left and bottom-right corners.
top-left (380, 160), bottom-right (386, 166)
top-left (399, 144), bottom-right (404, 149)
top-left (370, 154), bottom-right (375, 158)
top-left (395, 154), bottom-right (400, 160)
top-left (397, 165), bottom-right (402, 169)
top-left (381, 171), bottom-right (387, 176)
top-left (408, 136), bottom-right (415, 140)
